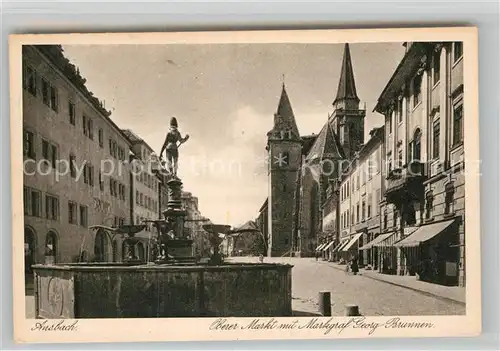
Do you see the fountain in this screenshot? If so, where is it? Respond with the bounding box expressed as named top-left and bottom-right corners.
top-left (31, 119), bottom-right (293, 319)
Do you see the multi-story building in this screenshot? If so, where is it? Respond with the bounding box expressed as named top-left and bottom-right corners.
top-left (23, 45), bottom-right (131, 270)
top-left (122, 129), bottom-right (161, 261)
top-left (374, 41), bottom-right (465, 286)
top-left (181, 191), bottom-right (210, 257)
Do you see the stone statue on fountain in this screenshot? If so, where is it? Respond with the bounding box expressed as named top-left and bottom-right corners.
top-left (159, 117), bottom-right (189, 178)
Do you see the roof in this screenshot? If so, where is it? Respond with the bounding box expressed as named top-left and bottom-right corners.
top-left (268, 84), bottom-right (300, 139)
top-left (259, 198), bottom-right (268, 212)
top-left (301, 134), bottom-right (318, 155)
top-left (374, 42), bottom-right (431, 113)
top-left (35, 45), bottom-right (132, 146)
top-left (333, 43), bottom-right (360, 105)
top-left (305, 122), bottom-right (345, 163)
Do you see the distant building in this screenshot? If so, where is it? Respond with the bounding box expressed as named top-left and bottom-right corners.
top-left (264, 43), bottom-right (366, 257)
top-left (121, 129), bottom-right (161, 261)
top-left (181, 191), bottom-right (210, 257)
top-left (22, 45), bottom-right (131, 268)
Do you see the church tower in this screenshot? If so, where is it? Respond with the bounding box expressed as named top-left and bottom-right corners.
top-left (329, 43), bottom-right (366, 160)
top-left (266, 83), bottom-right (302, 257)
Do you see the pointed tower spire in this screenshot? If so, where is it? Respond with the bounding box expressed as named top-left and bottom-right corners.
top-left (272, 83), bottom-right (300, 139)
top-left (333, 43), bottom-right (360, 107)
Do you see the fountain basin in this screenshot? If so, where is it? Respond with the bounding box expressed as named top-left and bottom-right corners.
top-left (32, 262), bottom-right (292, 318)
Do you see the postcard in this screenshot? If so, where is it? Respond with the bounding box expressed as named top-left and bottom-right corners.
top-left (10, 27), bottom-right (480, 343)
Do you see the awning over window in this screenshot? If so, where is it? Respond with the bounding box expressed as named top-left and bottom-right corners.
top-left (332, 239), bottom-right (349, 253)
top-left (394, 219), bottom-right (455, 247)
top-left (359, 233), bottom-right (393, 250)
top-left (342, 233), bottom-right (363, 252)
top-left (322, 241), bottom-right (335, 251)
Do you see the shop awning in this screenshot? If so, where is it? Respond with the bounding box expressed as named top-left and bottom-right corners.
top-left (342, 233), bottom-right (363, 252)
top-left (316, 243), bottom-right (326, 251)
top-left (394, 219), bottom-right (455, 247)
top-left (359, 233), bottom-right (393, 250)
top-left (322, 241), bottom-right (335, 251)
top-left (332, 239), bottom-right (348, 253)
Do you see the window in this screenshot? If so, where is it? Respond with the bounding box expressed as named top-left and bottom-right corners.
top-left (356, 203), bottom-right (360, 223)
top-left (99, 171), bottom-right (104, 191)
top-left (367, 194), bottom-right (372, 218)
top-left (432, 120), bottom-right (440, 159)
top-left (140, 193), bottom-right (144, 206)
top-left (41, 78), bottom-right (50, 106)
top-left (425, 191), bottom-right (433, 220)
top-left (83, 164), bottom-right (89, 185)
top-left (23, 130), bottom-right (36, 159)
top-left (68, 201), bottom-right (77, 224)
top-left (375, 189), bottom-right (381, 215)
top-left (70, 154), bottom-right (76, 178)
top-left (136, 191), bottom-right (139, 204)
top-left (397, 99), bottom-right (403, 123)
top-left (356, 173), bottom-right (360, 189)
top-left (433, 50), bottom-right (441, 85)
top-left (23, 63), bottom-right (37, 96)
top-left (413, 75), bottom-right (422, 106)
top-left (346, 210), bottom-right (350, 226)
top-left (68, 102), bottom-right (76, 125)
top-left (83, 115), bottom-right (88, 136)
top-left (347, 181), bottom-right (350, 196)
top-left (453, 103), bottom-right (463, 145)
top-left (42, 140), bottom-right (57, 168)
top-left (45, 194), bottom-right (59, 221)
top-left (444, 183), bottom-right (455, 215)
top-left (413, 129), bottom-right (422, 161)
top-left (119, 217), bottom-right (125, 226)
top-left (454, 42), bottom-right (463, 63)
top-left (50, 85), bottom-right (58, 112)
top-left (24, 187), bottom-right (41, 217)
top-left (79, 205), bottom-right (88, 228)
top-left (87, 118), bottom-right (94, 140)
top-left (88, 164), bottom-right (94, 187)
top-left (383, 211), bottom-right (388, 229)
top-left (98, 128), bottom-right (104, 147)
top-left (362, 201), bottom-right (366, 221)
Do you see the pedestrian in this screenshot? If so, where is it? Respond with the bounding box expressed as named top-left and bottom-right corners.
top-left (259, 254), bottom-right (264, 263)
top-left (315, 251), bottom-right (319, 261)
top-left (351, 257), bottom-right (359, 275)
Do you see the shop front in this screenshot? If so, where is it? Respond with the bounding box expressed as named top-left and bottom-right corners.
top-left (394, 218), bottom-right (459, 286)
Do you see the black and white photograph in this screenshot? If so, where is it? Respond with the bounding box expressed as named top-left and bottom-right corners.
top-left (11, 28), bottom-right (481, 342)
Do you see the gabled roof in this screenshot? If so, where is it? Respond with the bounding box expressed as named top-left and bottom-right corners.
top-left (305, 122), bottom-right (345, 163)
top-left (333, 43), bottom-right (360, 105)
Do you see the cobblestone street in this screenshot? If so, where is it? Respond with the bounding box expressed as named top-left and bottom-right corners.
top-left (229, 257), bottom-right (465, 316)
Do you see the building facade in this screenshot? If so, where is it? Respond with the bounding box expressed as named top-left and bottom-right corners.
top-left (182, 191), bottom-right (211, 258)
top-left (374, 41), bottom-right (465, 286)
top-left (23, 45), bottom-right (132, 269)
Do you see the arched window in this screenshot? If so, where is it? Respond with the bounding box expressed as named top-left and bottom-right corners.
top-left (94, 229), bottom-right (108, 262)
top-left (413, 128), bottom-right (422, 162)
top-left (24, 227), bottom-right (36, 274)
top-left (44, 231), bottom-right (58, 264)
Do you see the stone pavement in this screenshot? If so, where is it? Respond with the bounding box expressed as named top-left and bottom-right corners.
top-left (228, 256), bottom-right (465, 316)
top-left (320, 261), bottom-right (465, 304)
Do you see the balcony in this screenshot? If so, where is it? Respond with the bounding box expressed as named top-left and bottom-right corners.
top-left (385, 161), bottom-right (426, 204)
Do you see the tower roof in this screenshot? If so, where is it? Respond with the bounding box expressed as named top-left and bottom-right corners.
top-left (269, 83), bottom-right (300, 139)
top-left (333, 43), bottom-right (360, 105)
top-left (305, 122), bottom-right (345, 163)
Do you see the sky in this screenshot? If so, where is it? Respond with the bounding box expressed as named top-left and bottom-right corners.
top-left (62, 42), bottom-right (406, 227)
